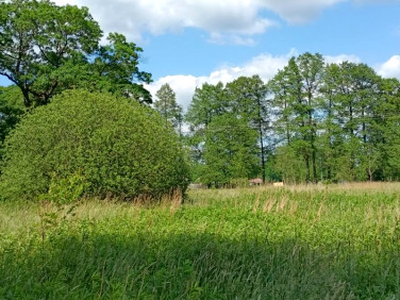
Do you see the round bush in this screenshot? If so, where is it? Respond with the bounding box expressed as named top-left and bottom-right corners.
top-left (0, 90), bottom-right (189, 202)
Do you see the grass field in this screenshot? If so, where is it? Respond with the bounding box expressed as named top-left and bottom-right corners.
top-left (1, 182), bottom-right (400, 299)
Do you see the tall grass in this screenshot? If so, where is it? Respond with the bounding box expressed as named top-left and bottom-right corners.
top-left (1, 183), bottom-right (400, 299)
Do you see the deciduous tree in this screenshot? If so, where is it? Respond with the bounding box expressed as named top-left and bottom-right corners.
top-left (225, 75), bottom-right (269, 182)
top-left (0, 0), bottom-right (152, 107)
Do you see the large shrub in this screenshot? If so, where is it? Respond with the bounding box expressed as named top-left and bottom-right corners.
top-left (0, 90), bottom-right (189, 202)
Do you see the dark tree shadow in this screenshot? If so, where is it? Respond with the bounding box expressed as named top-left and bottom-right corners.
top-left (2, 231), bottom-right (400, 299)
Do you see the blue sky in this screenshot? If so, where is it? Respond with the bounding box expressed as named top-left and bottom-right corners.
top-left (143, 1), bottom-right (400, 78)
top-left (1, 0), bottom-right (400, 108)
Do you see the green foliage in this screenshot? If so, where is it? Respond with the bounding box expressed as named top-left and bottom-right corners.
top-left (200, 114), bottom-right (260, 186)
top-left (0, 0), bottom-right (101, 107)
top-left (267, 54), bottom-right (400, 183)
top-left (0, 86), bottom-right (25, 154)
top-left (185, 79), bottom-right (267, 186)
top-left (185, 82), bottom-right (227, 128)
top-left (374, 78), bottom-right (400, 180)
top-left (45, 171), bottom-right (88, 205)
top-left (205, 116), bottom-right (257, 185)
top-left (225, 75), bottom-right (268, 123)
top-left (89, 32), bottom-right (152, 104)
top-left (0, 0), bottom-right (151, 107)
top-left (321, 62), bottom-right (386, 181)
top-left (274, 145), bottom-right (307, 183)
top-left (185, 55), bottom-right (400, 185)
top-left (269, 53), bottom-right (325, 183)
top-left (225, 75), bottom-right (269, 182)
top-left (0, 89), bottom-right (189, 202)
top-left (153, 83), bottom-right (183, 133)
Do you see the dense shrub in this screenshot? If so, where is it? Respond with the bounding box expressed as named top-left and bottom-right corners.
top-left (0, 90), bottom-right (189, 202)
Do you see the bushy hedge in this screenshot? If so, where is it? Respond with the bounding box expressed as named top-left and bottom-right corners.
top-left (0, 90), bottom-right (189, 202)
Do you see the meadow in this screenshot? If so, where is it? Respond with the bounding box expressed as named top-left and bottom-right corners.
top-left (1, 182), bottom-right (400, 299)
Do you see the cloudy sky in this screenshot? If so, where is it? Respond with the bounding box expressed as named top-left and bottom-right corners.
top-left (1, 0), bottom-right (400, 109)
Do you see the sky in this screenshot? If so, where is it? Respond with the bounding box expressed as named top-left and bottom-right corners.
top-left (1, 0), bottom-right (400, 109)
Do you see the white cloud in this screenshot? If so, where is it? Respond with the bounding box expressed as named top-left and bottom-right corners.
top-left (146, 51), bottom-right (295, 110)
top-left (52, 0), bottom-right (374, 44)
top-left (146, 51), bottom-right (361, 110)
top-left (54, 0), bottom-right (276, 44)
top-left (377, 55), bottom-right (400, 79)
top-left (207, 33), bottom-right (259, 46)
top-left (145, 75), bottom-right (204, 111)
top-left (257, 0), bottom-right (347, 24)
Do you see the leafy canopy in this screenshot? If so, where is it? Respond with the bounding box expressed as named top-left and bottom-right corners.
top-left (0, 0), bottom-right (152, 107)
top-left (0, 86), bottom-right (25, 153)
top-left (0, 90), bottom-right (189, 202)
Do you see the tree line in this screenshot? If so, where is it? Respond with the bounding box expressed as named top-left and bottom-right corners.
top-left (1, 1), bottom-right (400, 192)
top-left (157, 53), bottom-right (400, 186)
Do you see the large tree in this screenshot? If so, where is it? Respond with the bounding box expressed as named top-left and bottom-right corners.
top-left (269, 53), bottom-right (325, 183)
top-left (225, 75), bottom-right (269, 182)
top-left (377, 78), bottom-right (400, 180)
top-left (201, 114), bottom-right (259, 187)
top-left (185, 80), bottom-right (265, 184)
top-left (90, 33), bottom-right (152, 103)
top-left (185, 82), bottom-right (227, 129)
top-left (185, 82), bottom-right (227, 180)
top-left (0, 0), bottom-right (152, 108)
top-left (322, 62), bottom-right (383, 181)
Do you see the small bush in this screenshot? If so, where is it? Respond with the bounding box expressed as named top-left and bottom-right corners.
top-left (0, 89), bottom-right (189, 202)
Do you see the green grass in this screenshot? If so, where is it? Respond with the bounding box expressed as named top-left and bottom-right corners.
top-left (1, 183), bottom-right (400, 299)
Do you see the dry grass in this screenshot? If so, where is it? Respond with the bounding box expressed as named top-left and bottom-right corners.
top-left (0, 200), bottom-right (47, 234)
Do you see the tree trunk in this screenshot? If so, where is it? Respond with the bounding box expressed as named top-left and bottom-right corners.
top-left (312, 147), bottom-right (317, 183)
top-left (327, 164), bottom-right (332, 181)
top-left (259, 127), bottom-right (266, 183)
top-left (305, 154), bottom-right (311, 183)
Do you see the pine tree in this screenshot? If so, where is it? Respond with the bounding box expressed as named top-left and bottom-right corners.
top-left (154, 84), bottom-right (183, 134)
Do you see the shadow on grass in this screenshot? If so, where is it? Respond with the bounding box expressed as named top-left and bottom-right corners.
top-left (1, 230), bottom-right (400, 299)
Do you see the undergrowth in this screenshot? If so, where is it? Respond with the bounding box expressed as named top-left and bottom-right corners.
top-left (1, 183), bottom-right (400, 299)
